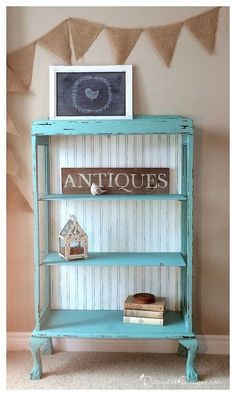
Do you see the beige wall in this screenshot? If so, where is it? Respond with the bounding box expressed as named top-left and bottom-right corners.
top-left (7, 6), bottom-right (229, 334)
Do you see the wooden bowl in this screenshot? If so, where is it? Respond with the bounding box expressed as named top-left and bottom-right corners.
top-left (133, 293), bottom-right (156, 304)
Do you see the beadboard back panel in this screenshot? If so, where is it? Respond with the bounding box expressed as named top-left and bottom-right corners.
top-left (48, 134), bottom-right (182, 311)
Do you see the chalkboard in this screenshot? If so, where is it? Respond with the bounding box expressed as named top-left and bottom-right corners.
top-left (50, 65), bottom-right (132, 119)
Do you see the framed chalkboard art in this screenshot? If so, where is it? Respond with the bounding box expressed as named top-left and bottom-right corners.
top-left (49, 65), bottom-right (132, 120)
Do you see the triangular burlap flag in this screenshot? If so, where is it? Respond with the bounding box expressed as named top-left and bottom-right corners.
top-left (7, 114), bottom-right (20, 135)
top-left (7, 43), bottom-right (35, 89)
top-left (185, 7), bottom-right (220, 53)
top-left (37, 21), bottom-right (71, 63)
top-left (11, 175), bottom-right (33, 210)
top-left (106, 27), bottom-right (142, 64)
top-left (68, 18), bottom-right (103, 60)
top-left (7, 176), bottom-right (33, 211)
top-left (7, 148), bottom-right (19, 176)
top-left (145, 22), bottom-right (183, 67)
top-left (7, 66), bottom-right (28, 94)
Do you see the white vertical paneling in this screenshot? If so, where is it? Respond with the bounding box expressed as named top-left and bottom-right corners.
top-left (49, 135), bottom-right (182, 311)
top-left (85, 266), bottom-right (92, 309)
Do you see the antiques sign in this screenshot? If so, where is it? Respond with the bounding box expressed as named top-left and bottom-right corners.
top-left (61, 168), bottom-right (169, 195)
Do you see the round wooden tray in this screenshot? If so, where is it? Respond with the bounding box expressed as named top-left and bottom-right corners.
top-left (133, 293), bottom-right (156, 304)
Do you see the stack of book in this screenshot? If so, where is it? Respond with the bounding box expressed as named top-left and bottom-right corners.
top-left (123, 295), bottom-right (166, 325)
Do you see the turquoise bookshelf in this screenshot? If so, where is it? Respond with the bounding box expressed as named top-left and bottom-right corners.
top-left (30, 116), bottom-right (198, 382)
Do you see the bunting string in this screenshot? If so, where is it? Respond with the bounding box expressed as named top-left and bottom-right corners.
top-left (7, 7), bottom-right (221, 209)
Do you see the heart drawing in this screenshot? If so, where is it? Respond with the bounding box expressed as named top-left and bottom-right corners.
top-left (85, 88), bottom-right (99, 100)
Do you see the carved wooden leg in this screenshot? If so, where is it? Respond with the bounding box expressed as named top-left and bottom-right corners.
top-left (29, 336), bottom-right (50, 380)
top-left (178, 342), bottom-right (188, 357)
top-left (42, 337), bottom-right (54, 355)
top-left (179, 338), bottom-right (198, 382)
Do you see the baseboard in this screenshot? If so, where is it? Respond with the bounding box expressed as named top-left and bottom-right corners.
top-left (7, 333), bottom-right (229, 355)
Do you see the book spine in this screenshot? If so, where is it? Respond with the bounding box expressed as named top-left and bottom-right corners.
top-left (123, 316), bottom-right (164, 325)
top-left (124, 303), bottom-right (165, 312)
top-left (124, 309), bottom-right (164, 319)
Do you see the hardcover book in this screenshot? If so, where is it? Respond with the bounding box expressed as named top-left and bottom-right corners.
top-left (124, 295), bottom-right (166, 312)
top-left (123, 316), bottom-right (165, 326)
top-left (124, 309), bottom-right (164, 319)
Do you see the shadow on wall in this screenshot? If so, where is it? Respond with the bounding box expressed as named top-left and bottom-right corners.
top-left (7, 189), bottom-right (34, 331)
top-left (193, 126), bottom-right (229, 334)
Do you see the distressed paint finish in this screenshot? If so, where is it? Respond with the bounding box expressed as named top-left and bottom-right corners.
top-left (29, 336), bottom-right (53, 380)
top-left (181, 137), bottom-right (188, 328)
top-left (31, 116), bottom-right (196, 381)
top-left (42, 337), bottom-right (54, 355)
top-left (178, 341), bottom-right (188, 357)
top-left (43, 141), bottom-right (51, 312)
top-left (178, 338), bottom-right (198, 382)
top-left (35, 140), bottom-right (51, 320)
top-left (33, 310), bottom-right (194, 338)
top-left (185, 134), bottom-right (194, 333)
top-left (31, 135), bottom-right (41, 330)
top-left (180, 133), bottom-right (194, 333)
top-left (32, 116), bottom-right (193, 136)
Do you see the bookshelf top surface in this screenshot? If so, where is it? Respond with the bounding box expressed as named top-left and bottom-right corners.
top-left (31, 115), bottom-right (194, 136)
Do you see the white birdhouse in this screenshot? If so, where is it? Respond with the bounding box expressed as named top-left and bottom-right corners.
top-left (59, 215), bottom-right (88, 261)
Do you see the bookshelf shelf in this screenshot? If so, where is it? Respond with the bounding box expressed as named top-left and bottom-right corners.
top-left (38, 193), bottom-right (187, 201)
top-left (33, 310), bottom-right (194, 339)
top-left (41, 251), bottom-right (187, 267)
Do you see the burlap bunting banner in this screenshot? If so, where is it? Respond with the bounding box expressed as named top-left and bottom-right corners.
top-left (8, 173), bottom-right (33, 211)
top-left (68, 18), bottom-right (103, 60)
top-left (6, 7), bottom-right (221, 96)
top-left (7, 114), bottom-right (20, 135)
top-left (7, 43), bottom-right (35, 89)
top-left (7, 176), bottom-right (32, 211)
top-left (7, 66), bottom-right (28, 94)
top-left (145, 22), bottom-right (183, 67)
top-left (37, 20), bottom-right (71, 64)
top-left (106, 27), bottom-right (142, 64)
top-left (185, 7), bottom-right (220, 53)
top-left (7, 139), bottom-right (33, 209)
top-left (7, 147), bottom-right (19, 176)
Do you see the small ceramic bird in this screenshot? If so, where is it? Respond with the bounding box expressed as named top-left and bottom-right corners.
top-left (90, 183), bottom-right (107, 195)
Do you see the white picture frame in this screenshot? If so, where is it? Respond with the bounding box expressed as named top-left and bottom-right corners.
top-left (49, 65), bottom-right (133, 120)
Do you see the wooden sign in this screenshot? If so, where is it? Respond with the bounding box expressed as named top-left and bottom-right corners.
top-left (61, 168), bottom-right (169, 195)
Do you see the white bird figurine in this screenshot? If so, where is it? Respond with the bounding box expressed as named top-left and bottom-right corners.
top-left (90, 183), bottom-right (107, 195)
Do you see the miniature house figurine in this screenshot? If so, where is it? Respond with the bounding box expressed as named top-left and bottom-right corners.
top-left (59, 215), bottom-right (88, 261)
